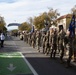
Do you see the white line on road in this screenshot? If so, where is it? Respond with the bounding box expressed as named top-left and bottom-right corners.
top-left (20, 53), bottom-right (38, 75)
top-left (13, 40), bottom-right (38, 75)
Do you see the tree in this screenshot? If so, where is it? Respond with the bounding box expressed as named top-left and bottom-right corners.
top-left (19, 22), bottom-right (31, 32)
top-left (11, 29), bottom-right (18, 36)
top-left (11, 29), bottom-right (18, 33)
top-left (28, 17), bottom-right (33, 25)
top-left (28, 17), bottom-right (34, 30)
top-left (0, 16), bottom-right (7, 33)
top-left (33, 15), bottom-right (44, 30)
top-left (71, 5), bottom-right (76, 14)
top-left (48, 8), bottom-right (60, 26)
top-left (33, 8), bottom-right (60, 30)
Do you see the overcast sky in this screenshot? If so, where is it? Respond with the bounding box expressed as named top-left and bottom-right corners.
top-left (0, 0), bottom-right (76, 30)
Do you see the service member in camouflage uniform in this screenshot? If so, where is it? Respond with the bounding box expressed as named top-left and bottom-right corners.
top-left (45, 30), bottom-right (50, 55)
top-left (58, 29), bottom-right (66, 63)
top-left (65, 30), bottom-right (75, 67)
top-left (26, 31), bottom-right (29, 43)
top-left (36, 30), bottom-right (41, 52)
top-left (42, 32), bottom-right (46, 53)
top-left (31, 32), bottom-right (36, 48)
top-left (23, 32), bottom-right (26, 42)
top-left (28, 32), bottom-right (30, 45)
top-left (50, 29), bottom-right (57, 58)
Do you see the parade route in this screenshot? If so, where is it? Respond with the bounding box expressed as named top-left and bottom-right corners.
top-left (0, 36), bottom-right (76, 75)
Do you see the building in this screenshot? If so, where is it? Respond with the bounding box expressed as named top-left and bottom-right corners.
top-left (57, 14), bottom-right (72, 31)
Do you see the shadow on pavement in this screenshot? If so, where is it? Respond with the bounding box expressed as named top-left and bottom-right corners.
top-left (22, 53), bottom-right (76, 75)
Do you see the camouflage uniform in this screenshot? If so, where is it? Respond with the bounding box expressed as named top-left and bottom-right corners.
top-left (26, 32), bottom-right (29, 43)
top-left (66, 37), bottom-right (74, 67)
top-left (31, 32), bottom-right (36, 48)
top-left (36, 31), bottom-right (41, 52)
top-left (45, 31), bottom-right (50, 55)
top-left (23, 32), bottom-right (26, 42)
top-left (50, 30), bottom-right (57, 58)
top-left (73, 38), bottom-right (76, 62)
top-left (28, 32), bottom-right (31, 45)
top-left (42, 32), bottom-right (46, 53)
top-left (58, 29), bottom-right (66, 63)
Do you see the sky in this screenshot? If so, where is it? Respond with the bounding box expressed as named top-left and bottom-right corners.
top-left (0, 0), bottom-right (76, 30)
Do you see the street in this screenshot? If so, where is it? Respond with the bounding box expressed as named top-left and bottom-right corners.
top-left (0, 36), bottom-right (76, 75)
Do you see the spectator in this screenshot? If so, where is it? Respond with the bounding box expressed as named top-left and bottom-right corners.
top-left (0, 33), bottom-right (5, 47)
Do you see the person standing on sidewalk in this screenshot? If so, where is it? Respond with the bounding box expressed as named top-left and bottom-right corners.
top-left (0, 33), bottom-right (5, 47)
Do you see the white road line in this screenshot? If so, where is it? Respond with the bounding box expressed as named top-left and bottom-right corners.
top-left (13, 40), bottom-right (38, 75)
top-left (20, 53), bottom-right (38, 75)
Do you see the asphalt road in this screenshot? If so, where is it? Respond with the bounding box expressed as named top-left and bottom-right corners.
top-left (0, 35), bottom-right (76, 75)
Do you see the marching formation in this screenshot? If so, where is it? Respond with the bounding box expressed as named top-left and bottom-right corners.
top-left (19, 25), bottom-right (76, 68)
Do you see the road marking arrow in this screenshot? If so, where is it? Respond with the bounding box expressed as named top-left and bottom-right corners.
top-left (7, 63), bottom-right (16, 71)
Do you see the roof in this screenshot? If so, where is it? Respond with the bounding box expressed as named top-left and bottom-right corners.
top-left (57, 14), bottom-right (72, 20)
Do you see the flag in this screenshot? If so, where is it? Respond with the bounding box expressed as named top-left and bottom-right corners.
top-left (69, 14), bottom-right (75, 38)
top-left (30, 25), bottom-right (34, 33)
